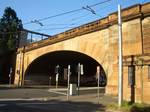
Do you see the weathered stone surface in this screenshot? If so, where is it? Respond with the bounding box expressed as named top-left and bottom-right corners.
top-left (142, 17), bottom-right (150, 54)
top-left (14, 3), bottom-right (150, 104)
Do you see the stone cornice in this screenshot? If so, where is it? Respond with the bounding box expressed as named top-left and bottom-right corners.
top-left (19, 2), bottom-right (150, 52)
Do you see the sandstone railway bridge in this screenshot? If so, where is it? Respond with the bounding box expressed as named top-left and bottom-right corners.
top-left (14, 3), bottom-right (150, 104)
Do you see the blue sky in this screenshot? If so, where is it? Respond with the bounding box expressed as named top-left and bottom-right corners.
top-left (0, 0), bottom-right (150, 36)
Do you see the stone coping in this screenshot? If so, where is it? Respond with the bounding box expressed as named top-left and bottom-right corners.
top-left (18, 3), bottom-right (150, 53)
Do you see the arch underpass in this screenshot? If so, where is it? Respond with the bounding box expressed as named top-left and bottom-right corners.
top-left (24, 51), bottom-right (107, 87)
top-left (14, 3), bottom-right (150, 103)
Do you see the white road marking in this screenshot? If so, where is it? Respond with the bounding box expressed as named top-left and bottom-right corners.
top-left (48, 90), bottom-right (67, 95)
top-left (48, 87), bottom-right (104, 91)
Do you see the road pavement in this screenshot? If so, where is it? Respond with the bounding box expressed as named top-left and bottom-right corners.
top-left (0, 85), bottom-right (117, 112)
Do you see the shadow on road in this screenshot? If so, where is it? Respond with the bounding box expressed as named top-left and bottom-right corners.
top-left (0, 100), bottom-right (105, 112)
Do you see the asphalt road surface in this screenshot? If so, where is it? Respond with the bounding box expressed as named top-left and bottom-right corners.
top-left (0, 100), bottom-right (105, 112)
top-left (0, 86), bottom-right (117, 112)
top-left (0, 87), bottom-right (105, 99)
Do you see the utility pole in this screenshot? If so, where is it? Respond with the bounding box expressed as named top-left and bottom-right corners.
top-left (97, 66), bottom-right (100, 104)
top-left (77, 63), bottom-right (81, 96)
top-left (67, 65), bottom-right (71, 100)
top-left (118, 4), bottom-right (123, 107)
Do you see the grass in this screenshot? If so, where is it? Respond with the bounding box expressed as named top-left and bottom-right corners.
top-left (107, 101), bottom-right (150, 112)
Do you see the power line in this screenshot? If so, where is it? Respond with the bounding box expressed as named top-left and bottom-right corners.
top-left (23, 0), bottom-right (112, 25)
top-left (82, 5), bottom-right (97, 15)
top-left (31, 20), bottom-right (44, 26)
top-left (64, 2), bottom-right (113, 25)
top-left (27, 0), bottom-right (112, 33)
top-left (33, 12), bottom-right (99, 32)
top-left (23, 9), bottom-right (83, 25)
top-left (89, 0), bottom-right (112, 7)
top-left (38, 14), bottom-right (90, 28)
top-left (32, 3), bottom-right (141, 34)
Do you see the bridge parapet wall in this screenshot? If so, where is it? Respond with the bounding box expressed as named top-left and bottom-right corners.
top-left (20, 3), bottom-right (150, 52)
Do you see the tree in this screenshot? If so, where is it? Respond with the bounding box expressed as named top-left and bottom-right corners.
top-left (0, 7), bottom-right (23, 83)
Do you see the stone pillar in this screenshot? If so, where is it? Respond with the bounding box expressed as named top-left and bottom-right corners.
top-left (14, 47), bottom-right (25, 86)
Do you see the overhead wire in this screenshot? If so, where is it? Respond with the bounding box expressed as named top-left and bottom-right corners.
top-left (29, 0), bottom-right (112, 33)
top-left (52, 0), bottom-right (113, 24)
top-left (23, 0), bottom-right (112, 25)
top-left (1, 0), bottom-right (148, 36)
top-left (1, 1), bottom-right (141, 35)
top-left (10, 0), bottom-right (145, 34)
top-left (1, 0), bottom-right (147, 36)
top-left (38, 13), bottom-right (94, 30)
top-left (33, 0), bottom-right (113, 32)
top-left (33, 3), bottom-right (141, 34)
top-left (29, 0), bottom-right (114, 38)
top-left (0, 0), bottom-right (115, 34)
top-left (24, 0), bottom-right (114, 35)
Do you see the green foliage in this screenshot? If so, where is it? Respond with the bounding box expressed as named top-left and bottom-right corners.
top-left (107, 101), bottom-right (150, 112)
top-left (7, 34), bottom-right (16, 50)
top-left (0, 7), bottom-right (23, 83)
top-left (0, 7), bottom-right (23, 55)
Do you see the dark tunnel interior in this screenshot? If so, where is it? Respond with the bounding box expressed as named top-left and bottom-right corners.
top-left (24, 51), bottom-right (107, 86)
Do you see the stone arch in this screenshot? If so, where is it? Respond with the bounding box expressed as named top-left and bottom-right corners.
top-left (22, 29), bottom-right (110, 77)
top-left (24, 50), bottom-right (107, 86)
top-left (23, 48), bottom-right (109, 79)
top-left (14, 29), bottom-right (111, 86)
